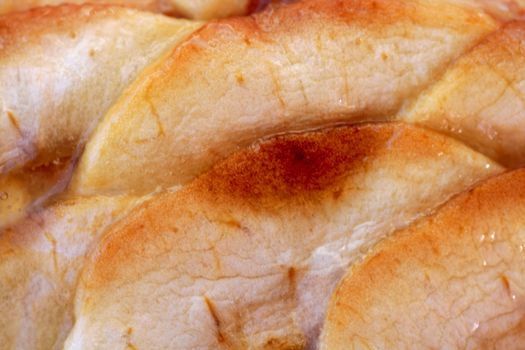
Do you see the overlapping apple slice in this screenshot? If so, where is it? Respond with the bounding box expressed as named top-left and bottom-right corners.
top-left (0, 4), bottom-right (201, 173)
top-left (0, 0), bottom-right (159, 16)
top-left (65, 123), bottom-right (500, 349)
top-left (0, 0), bottom-right (260, 19)
top-left (404, 21), bottom-right (525, 168)
top-left (0, 195), bottom-right (141, 349)
top-left (0, 5), bottom-right (201, 226)
top-left (321, 169), bottom-right (525, 349)
top-left (70, 0), bottom-right (496, 196)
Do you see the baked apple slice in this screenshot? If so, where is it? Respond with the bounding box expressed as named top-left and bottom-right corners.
top-left (405, 21), bottom-right (525, 168)
top-left (65, 123), bottom-right (500, 349)
top-left (321, 169), bottom-right (525, 349)
top-left (0, 195), bottom-right (140, 349)
top-left (70, 0), bottom-right (496, 195)
top-left (0, 5), bottom-right (201, 173)
top-left (0, 4), bottom-right (201, 226)
top-left (0, 0), bottom-right (266, 19)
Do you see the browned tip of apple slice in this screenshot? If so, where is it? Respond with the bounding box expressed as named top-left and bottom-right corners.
top-left (321, 169), bottom-right (525, 349)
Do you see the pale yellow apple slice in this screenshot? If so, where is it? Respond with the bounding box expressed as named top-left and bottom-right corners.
top-left (404, 21), bottom-right (525, 167)
top-left (0, 0), bottom-right (254, 19)
top-left (160, 0), bottom-right (251, 19)
top-left (321, 169), bottom-right (525, 349)
top-left (66, 123), bottom-right (500, 349)
top-left (0, 4), bottom-right (202, 173)
top-left (2, 0), bottom-right (521, 20)
top-left (70, 0), bottom-right (496, 196)
top-left (0, 195), bottom-right (141, 350)
top-left (0, 0), bottom-right (159, 15)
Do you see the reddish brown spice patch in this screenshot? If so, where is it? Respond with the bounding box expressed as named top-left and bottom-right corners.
top-left (192, 125), bottom-right (389, 204)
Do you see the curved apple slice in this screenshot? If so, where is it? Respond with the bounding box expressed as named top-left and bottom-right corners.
top-left (404, 21), bottom-right (525, 167)
top-left (70, 0), bottom-right (496, 196)
top-left (0, 0), bottom-right (159, 15)
top-left (457, 0), bottom-right (525, 21)
top-left (66, 123), bottom-right (500, 349)
top-left (0, 4), bottom-right (202, 173)
top-left (0, 0), bottom-right (258, 19)
top-left (2, 0), bottom-right (520, 20)
top-left (321, 169), bottom-right (525, 349)
top-left (0, 195), bottom-right (141, 349)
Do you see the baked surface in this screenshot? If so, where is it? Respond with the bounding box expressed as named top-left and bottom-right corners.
top-left (66, 123), bottom-right (499, 349)
top-left (1, 0), bottom-right (525, 349)
top-left (321, 169), bottom-right (525, 349)
top-left (0, 0), bottom-right (253, 19)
